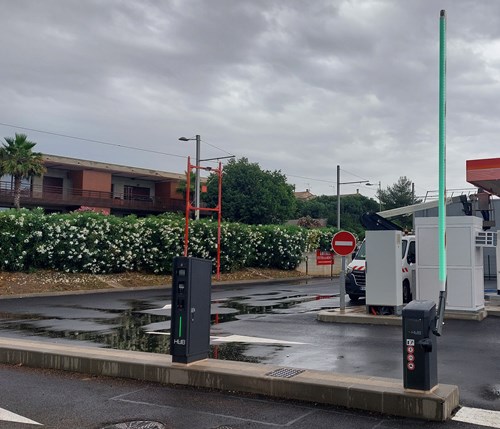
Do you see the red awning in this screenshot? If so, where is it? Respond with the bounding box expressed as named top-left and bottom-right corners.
top-left (466, 157), bottom-right (500, 197)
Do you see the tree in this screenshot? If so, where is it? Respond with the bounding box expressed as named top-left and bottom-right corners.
top-left (297, 215), bottom-right (323, 229)
top-left (295, 194), bottom-right (378, 236)
top-left (203, 158), bottom-right (296, 225)
top-left (378, 177), bottom-right (420, 210)
top-left (0, 133), bottom-right (46, 209)
top-left (339, 194), bottom-right (379, 236)
top-left (378, 177), bottom-right (421, 229)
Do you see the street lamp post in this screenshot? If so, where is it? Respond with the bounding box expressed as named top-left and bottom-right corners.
top-left (335, 166), bottom-right (368, 312)
top-left (337, 165), bottom-right (340, 230)
top-left (179, 135), bottom-right (201, 220)
top-left (366, 181), bottom-right (382, 211)
top-left (336, 165), bottom-right (369, 229)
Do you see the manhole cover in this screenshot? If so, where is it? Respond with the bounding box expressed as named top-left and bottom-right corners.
top-left (265, 368), bottom-right (305, 378)
top-left (101, 421), bottom-right (166, 429)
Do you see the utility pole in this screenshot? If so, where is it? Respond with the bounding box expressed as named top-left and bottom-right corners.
top-left (337, 166), bottom-right (369, 229)
top-left (195, 135), bottom-right (201, 220)
top-left (337, 165), bottom-right (340, 229)
top-left (179, 135), bottom-right (202, 220)
top-left (377, 181), bottom-right (382, 211)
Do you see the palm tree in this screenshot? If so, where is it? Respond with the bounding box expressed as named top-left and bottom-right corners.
top-left (0, 133), bottom-right (46, 209)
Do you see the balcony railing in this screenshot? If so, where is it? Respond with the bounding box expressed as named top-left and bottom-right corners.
top-left (0, 181), bottom-right (185, 213)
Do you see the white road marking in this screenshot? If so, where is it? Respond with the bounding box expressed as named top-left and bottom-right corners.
top-left (146, 304), bottom-right (171, 312)
top-left (0, 406), bottom-right (42, 425)
top-left (453, 406), bottom-right (500, 428)
top-left (145, 332), bottom-right (306, 345)
top-left (211, 335), bottom-right (306, 345)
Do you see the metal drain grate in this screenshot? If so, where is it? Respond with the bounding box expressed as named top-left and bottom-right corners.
top-left (265, 368), bottom-right (305, 378)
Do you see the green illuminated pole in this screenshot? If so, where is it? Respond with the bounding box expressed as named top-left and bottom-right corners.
top-left (435, 10), bottom-right (447, 335)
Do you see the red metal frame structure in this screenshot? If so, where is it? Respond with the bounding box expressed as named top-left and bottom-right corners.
top-left (183, 156), bottom-right (223, 279)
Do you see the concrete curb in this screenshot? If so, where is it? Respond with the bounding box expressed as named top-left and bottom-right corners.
top-left (318, 308), bottom-right (401, 325)
top-left (212, 276), bottom-right (314, 288)
top-left (318, 304), bottom-right (498, 324)
top-left (0, 337), bottom-right (459, 421)
top-left (0, 276), bottom-right (315, 300)
top-left (488, 305), bottom-right (500, 317)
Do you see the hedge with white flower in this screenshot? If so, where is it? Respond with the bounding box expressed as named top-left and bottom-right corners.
top-left (0, 209), bottom-right (337, 274)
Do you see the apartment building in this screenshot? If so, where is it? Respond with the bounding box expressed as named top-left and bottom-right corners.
top-left (0, 154), bottom-right (186, 215)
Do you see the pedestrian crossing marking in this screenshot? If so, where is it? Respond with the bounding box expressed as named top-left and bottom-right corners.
top-left (0, 406), bottom-right (42, 425)
top-left (145, 331), bottom-right (306, 345)
top-left (210, 335), bottom-right (306, 345)
top-left (453, 406), bottom-right (500, 428)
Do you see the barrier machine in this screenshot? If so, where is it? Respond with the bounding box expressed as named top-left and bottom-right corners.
top-left (402, 301), bottom-right (438, 391)
top-left (170, 256), bottom-right (212, 364)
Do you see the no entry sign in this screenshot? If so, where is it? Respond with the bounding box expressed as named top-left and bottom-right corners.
top-left (331, 231), bottom-right (357, 256)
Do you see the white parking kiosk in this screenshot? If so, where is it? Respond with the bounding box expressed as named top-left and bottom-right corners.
top-left (415, 216), bottom-right (490, 313)
top-left (365, 230), bottom-right (403, 314)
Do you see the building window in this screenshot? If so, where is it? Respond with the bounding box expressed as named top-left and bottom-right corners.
top-left (124, 185), bottom-right (151, 201)
top-left (43, 177), bottom-right (63, 197)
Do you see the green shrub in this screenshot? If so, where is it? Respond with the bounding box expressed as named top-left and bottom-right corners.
top-left (248, 225), bottom-right (308, 270)
top-left (0, 209), bottom-right (350, 274)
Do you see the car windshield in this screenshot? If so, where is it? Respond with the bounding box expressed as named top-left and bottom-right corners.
top-left (401, 239), bottom-right (408, 259)
top-left (354, 241), bottom-right (366, 260)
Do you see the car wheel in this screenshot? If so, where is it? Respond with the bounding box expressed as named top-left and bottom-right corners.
top-left (403, 281), bottom-right (412, 304)
top-left (349, 294), bottom-right (359, 302)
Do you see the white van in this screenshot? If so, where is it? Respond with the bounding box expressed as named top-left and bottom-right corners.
top-left (345, 235), bottom-right (416, 303)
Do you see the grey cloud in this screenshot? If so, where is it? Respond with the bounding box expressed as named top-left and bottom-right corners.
top-left (0, 0), bottom-right (499, 198)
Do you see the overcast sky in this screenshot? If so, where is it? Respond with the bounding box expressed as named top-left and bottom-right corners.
top-left (1, 0), bottom-right (499, 200)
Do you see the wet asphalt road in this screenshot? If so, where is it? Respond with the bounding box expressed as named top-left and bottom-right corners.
top-left (0, 278), bottom-right (499, 414)
top-left (0, 362), bottom-right (486, 429)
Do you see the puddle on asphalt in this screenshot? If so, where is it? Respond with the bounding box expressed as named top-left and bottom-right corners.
top-left (222, 293), bottom-right (335, 314)
top-left (480, 384), bottom-right (500, 401)
top-left (0, 293), bottom-right (334, 362)
top-left (210, 343), bottom-right (261, 363)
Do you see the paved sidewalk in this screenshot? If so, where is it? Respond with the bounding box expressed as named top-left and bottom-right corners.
top-left (0, 336), bottom-right (458, 421)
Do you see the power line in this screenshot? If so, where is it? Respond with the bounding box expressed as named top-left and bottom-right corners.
top-left (0, 121), bottom-right (187, 159)
top-left (286, 174), bottom-right (337, 184)
top-left (200, 138), bottom-right (235, 157)
top-left (0, 121), bottom-right (377, 188)
top-left (340, 167), bottom-right (370, 182)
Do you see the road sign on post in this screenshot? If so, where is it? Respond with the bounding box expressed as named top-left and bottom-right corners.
top-left (332, 231), bottom-right (357, 311)
top-left (331, 231), bottom-right (357, 256)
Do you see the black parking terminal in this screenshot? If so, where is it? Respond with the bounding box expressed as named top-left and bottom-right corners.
top-left (170, 256), bottom-right (212, 364)
top-left (402, 300), bottom-right (438, 391)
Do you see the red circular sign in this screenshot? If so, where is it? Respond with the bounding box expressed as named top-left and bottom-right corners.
top-left (331, 231), bottom-right (357, 256)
